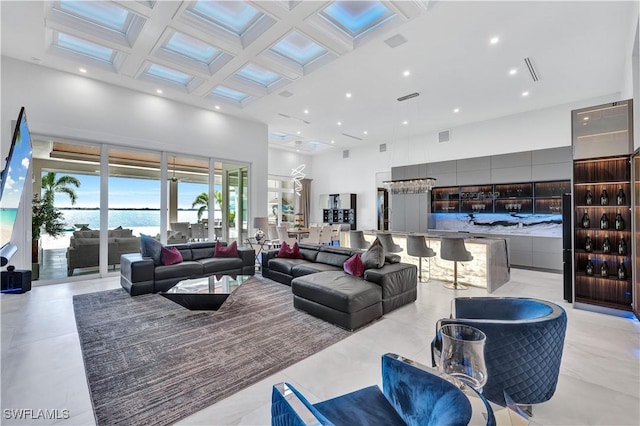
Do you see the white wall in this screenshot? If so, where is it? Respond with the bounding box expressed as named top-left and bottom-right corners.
top-left (267, 148), bottom-right (312, 179)
top-left (310, 94), bottom-right (620, 230)
top-left (1, 57), bottom-right (268, 269)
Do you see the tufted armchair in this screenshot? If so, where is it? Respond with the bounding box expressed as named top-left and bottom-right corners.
top-left (271, 353), bottom-right (495, 426)
top-left (431, 297), bottom-right (567, 407)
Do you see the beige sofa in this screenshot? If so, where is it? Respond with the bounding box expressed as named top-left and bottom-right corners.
top-left (66, 228), bottom-right (140, 276)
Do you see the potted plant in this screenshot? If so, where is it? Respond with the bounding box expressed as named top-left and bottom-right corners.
top-left (31, 194), bottom-right (66, 279)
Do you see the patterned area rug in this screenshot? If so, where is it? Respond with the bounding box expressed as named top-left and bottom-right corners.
top-left (73, 276), bottom-right (353, 425)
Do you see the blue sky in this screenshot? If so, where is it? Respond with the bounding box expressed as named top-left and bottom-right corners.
top-left (0, 116), bottom-right (32, 209)
top-left (49, 173), bottom-right (211, 209)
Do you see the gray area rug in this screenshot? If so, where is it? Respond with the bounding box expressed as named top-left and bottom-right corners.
top-left (73, 276), bottom-right (353, 425)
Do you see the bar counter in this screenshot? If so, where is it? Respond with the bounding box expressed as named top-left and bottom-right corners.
top-left (359, 231), bottom-right (510, 293)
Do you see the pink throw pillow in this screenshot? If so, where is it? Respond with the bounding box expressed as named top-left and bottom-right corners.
top-left (214, 241), bottom-right (239, 258)
top-left (344, 253), bottom-right (364, 277)
top-left (277, 241), bottom-right (303, 259)
top-left (161, 246), bottom-right (183, 266)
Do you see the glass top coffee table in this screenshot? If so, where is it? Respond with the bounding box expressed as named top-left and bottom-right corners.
top-left (161, 275), bottom-right (252, 310)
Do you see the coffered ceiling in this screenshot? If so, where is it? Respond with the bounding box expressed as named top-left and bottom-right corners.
top-left (1, 1), bottom-right (636, 155)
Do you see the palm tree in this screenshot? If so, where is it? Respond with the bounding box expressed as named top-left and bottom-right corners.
top-left (41, 172), bottom-right (81, 205)
top-left (191, 190), bottom-right (223, 221)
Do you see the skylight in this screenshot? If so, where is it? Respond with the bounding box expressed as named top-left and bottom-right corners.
top-left (236, 63), bottom-right (282, 87)
top-left (270, 132), bottom-right (292, 140)
top-left (145, 64), bottom-right (193, 86)
top-left (163, 32), bottom-right (222, 64)
top-left (210, 86), bottom-right (250, 103)
top-left (58, 0), bottom-right (131, 32)
top-left (189, 0), bottom-right (263, 36)
top-left (270, 31), bottom-right (328, 65)
top-left (56, 32), bottom-right (115, 62)
top-left (320, 1), bottom-right (395, 38)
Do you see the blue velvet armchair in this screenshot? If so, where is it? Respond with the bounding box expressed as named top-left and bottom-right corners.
top-left (431, 297), bottom-right (567, 407)
top-left (271, 353), bottom-right (496, 426)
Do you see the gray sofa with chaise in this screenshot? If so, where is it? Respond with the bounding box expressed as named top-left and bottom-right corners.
top-left (261, 244), bottom-right (417, 330)
top-left (120, 241), bottom-right (255, 296)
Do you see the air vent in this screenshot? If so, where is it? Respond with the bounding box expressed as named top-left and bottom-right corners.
top-left (341, 133), bottom-right (363, 141)
top-left (438, 130), bottom-right (450, 143)
top-left (397, 92), bottom-right (419, 102)
top-left (277, 112), bottom-right (310, 125)
top-left (343, 150), bottom-right (350, 159)
top-left (379, 143), bottom-right (387, 152)
top-left (524, 57), bottom-right (540, 82)
top-left (384, 34), bottom-right (408, 48)
top-left (279, 90), bottom-right (294, 98)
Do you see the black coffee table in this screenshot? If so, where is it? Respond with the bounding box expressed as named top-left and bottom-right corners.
top-left (161, 275), bottom-right (252, 310)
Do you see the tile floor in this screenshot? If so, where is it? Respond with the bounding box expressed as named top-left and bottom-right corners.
top-left (1, 268), bottom-right (639, 425)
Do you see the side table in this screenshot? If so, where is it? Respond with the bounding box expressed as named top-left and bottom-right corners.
top-left (245, 237), bottom-right (273, 270)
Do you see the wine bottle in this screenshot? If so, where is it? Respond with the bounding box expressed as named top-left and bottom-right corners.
top-left (618, 237), bottom-right (627, 255)
top-left (617, 259), bottom-right (627, 280)
top-left (602, 236), bottom-right (611, 254)
top-left (581, 210), bottom-right (590, 228)
top-left (585, 258), bottom-right (594, 276)
top-left (584, 235), bottom-right (593, 252)
top-left (615, 210), bottom-right (624, 230)
top-left (600, 260), bottom-right (609, 277)
top-left (585, 189), bottom-right (593, 206)
top-left (600, 188), bottom-right (609, 205)
top-left (600, 213), bottom-right (609, 230)
top-left (616, 186), bottom-right (626, 206)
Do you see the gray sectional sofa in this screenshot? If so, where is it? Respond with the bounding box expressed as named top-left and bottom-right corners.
top-left (120, 241), bottom-right (255, 296)
top-left (261, 244), bottom-right (417, 330)
top-left (67, 228), bottom-right (140, 276)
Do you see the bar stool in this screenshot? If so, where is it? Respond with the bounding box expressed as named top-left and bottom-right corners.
top-left (406, 235), bottom-right (436, 282)
top-left (376, 232), bottom-right (403, 253)
top-left (349, 230), bottom-right (370, 250)
top-left (440, 237), bottom-right (473, 290)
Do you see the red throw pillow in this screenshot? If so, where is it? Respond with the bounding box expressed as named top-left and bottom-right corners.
top-left (277, 241), bottom-right (303, 259)
top-left (344, 253), bottom-right (364, 277)
top-left (214, 241), bottom-right (238, 258)
top-left (161, 246), bottom-right (183, 266)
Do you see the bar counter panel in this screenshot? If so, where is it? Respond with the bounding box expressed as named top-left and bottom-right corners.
top-left (361, 231), bottom-right (510, 293)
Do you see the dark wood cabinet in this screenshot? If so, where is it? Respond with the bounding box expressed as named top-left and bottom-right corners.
top-left (573, 156), bottom-right (633, 311)
top-left (431, 180), bottom-right (569, 214)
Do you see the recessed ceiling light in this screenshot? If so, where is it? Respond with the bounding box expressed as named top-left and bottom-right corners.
top-left (403, 70), bottom-right (410, 77)
top-left (490, 36), bottom-right (499, 44)
top-left (79, 68), bottom-right (87, 73)
top-left (296, 149), bottom-right (300, 152)
top-left (403, 120), bottom-right (408, 125)
top-left (303, 109), bottom-right (309, 114)
top-left (156, 89), bottom-right (163, 94)
top-left (215, 105), bottom-right (221, 110)
top-left (363, 131), bottom-right (368, 135)
top-left (583, 116), bottom-right (589, 121)
top-left (509, 69), bottom-right (517, 76)
top-left (521, 91), bottom-right (529, 97)
top-left (453, 108), bottom-right (460, 113)
top-left (296, 131), bottom-right (301, 135)
top-left (345, 92), bottom-right (352, 98)
top-left (331, 140), bottom-right (335, 144)
top-left (337, 121), bottom-right (342, 126)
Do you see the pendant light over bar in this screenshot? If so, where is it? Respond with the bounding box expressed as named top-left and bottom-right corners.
top-left (383, 177), bottom-right (437, 194)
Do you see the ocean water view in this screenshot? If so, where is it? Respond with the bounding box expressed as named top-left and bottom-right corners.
top-left (37, 209), bottom-right (212, 250)
top-left (59, 208), bottom-right (206, 231)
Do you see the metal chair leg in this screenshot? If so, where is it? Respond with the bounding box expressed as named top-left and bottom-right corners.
top-left (443, 261), bottom-right (468, 290)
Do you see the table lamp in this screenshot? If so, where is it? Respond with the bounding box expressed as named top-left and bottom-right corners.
top-left (253, 217), bottom-right (269, 241)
